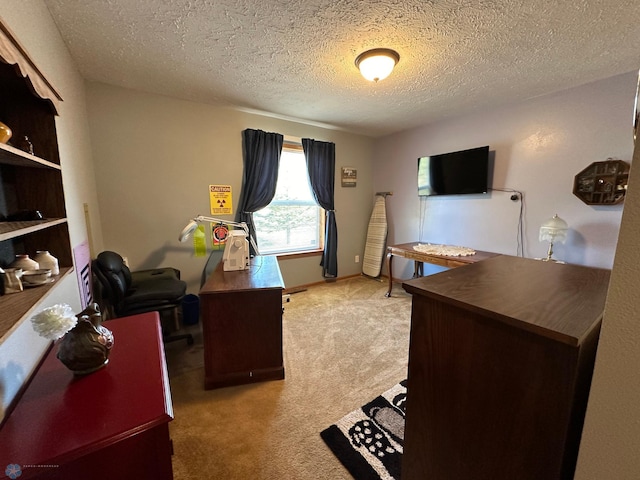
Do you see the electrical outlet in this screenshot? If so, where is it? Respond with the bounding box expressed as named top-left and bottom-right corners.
top-left (355, 255), bottom-right (360, 263)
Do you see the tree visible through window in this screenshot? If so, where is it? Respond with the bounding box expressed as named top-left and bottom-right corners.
top-left (253, 145), bottom-right (324, 254)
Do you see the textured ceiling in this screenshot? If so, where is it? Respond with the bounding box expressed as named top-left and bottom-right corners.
top-left (44, 0), bottom-right (640, 137)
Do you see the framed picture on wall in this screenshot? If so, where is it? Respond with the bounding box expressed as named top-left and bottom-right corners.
top-left (341, 167), bottom-right (357, 187)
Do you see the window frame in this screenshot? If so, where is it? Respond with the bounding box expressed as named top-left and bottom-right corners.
top-left (253, 140), bottom-right (325, 257)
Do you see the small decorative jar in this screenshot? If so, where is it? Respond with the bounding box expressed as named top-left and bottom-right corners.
top-left (0, 121), bottom-right (11, 144)
top-left (9, 254), bottom-right (39, 271)
top-left (34, 251), bottom-right (59, 275)
top-left (57, 303), bottom-right (114, 375)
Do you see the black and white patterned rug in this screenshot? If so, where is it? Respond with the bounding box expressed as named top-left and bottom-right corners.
top-left (321, 380), bottom-right (407, 480)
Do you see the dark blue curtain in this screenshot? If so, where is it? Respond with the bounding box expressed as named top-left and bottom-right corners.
top-left (302, 138), bottom-right (337, 278)
top-left (237, 129), bottom-right (283, 255)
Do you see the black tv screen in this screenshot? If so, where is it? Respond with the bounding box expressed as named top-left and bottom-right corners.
top-left (418, 146), bottom-right (489, 196)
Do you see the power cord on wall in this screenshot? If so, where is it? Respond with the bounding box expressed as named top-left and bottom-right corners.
top-left (489, 188), bottom-right (526, 257)
top-left (419, 189), bottom-right (525, 256)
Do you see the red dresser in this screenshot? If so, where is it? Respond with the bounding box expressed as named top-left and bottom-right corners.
top-left (0, 312), bottom-right (174, 480)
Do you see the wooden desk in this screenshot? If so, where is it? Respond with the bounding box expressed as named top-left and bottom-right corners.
top-left (401, 255), bottom-right (611, 480)
top-left (385, 242), bottom-right (500, 296)
top-left (0, 312), bottom-right (174, 480)
top-left (199, 255), bottom-right (285, 389)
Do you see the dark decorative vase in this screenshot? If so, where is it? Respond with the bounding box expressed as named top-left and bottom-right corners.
top-left (57, 303), bottom-right (114, 375)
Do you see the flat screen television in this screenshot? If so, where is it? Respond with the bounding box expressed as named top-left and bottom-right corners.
top-left (418, 146), bottom-right (490, 196)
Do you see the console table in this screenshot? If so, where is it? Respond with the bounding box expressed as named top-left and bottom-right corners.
top-left (401, 255), bottom-right (611, 480)
top-left (385, 242), bottom-right (500, 296)
top-left (199, 255), bottom-right (285, 389)
top-left (0, 312), bottom-right (174, 480)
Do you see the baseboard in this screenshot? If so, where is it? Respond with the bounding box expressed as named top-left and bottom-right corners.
top-left (283, 273), bottom-right (388, 295)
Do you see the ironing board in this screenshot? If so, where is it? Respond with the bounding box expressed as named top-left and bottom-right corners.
top-left (362, 194), bottom-right (388, 277)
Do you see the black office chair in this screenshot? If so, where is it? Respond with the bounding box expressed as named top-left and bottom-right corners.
top-left (92, 250), bottom-right (193, 345)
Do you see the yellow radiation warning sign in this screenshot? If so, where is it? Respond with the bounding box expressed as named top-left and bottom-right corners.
top-left (209, 185), bottom-right (233, 215)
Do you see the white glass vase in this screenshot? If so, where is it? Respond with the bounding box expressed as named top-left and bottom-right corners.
top-left (10, 255), bottom-right (39, 271)
top-left (34, 251), bottom-right (59, 275)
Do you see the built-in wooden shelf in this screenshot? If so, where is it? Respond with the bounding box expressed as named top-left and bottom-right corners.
top-left (0, 218), bottom-right (67, 241)
top-left (0, 142), bottom-right (60, 169)
top-left (0, 267), bottom-right (74, 344)
top-left (0, 17), bottom-right (71, 348)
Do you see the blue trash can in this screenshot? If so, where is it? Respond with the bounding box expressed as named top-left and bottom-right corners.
top-left (182, 294), bottom-right (200, 325)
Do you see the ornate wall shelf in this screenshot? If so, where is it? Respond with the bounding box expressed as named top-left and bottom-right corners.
top-left (573, 159), bottom-right (630, 205)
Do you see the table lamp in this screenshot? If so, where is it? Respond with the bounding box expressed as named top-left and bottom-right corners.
top-left (539, 214), bottom-right (568, 262)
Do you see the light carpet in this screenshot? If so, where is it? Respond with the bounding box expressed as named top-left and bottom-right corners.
top-left (163, 276), bottom-right (412, 479)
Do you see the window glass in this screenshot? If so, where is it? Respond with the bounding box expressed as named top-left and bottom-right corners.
top-left (253, 148), bottom-right (324, 254)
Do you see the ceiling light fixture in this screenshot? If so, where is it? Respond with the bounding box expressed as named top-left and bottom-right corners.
top-left (355, 48), bottom-right (400, 82)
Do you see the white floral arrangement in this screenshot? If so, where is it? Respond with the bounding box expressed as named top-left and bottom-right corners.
top-left (30, 303), bottom-right (78, 340)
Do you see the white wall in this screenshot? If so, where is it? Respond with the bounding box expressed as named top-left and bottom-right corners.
top-left (85, 82), bottom-right (375, 293)
top-left (575, 133), bottom-right (640, 479)
top-left (373, 72), bottom-right (636, 279)
top-left (0, 1), bottom-right (101, 419)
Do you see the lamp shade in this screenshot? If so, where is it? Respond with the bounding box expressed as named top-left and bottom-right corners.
top-left (178, 220), bottom-right (199, 242)
top-left (355, 48), bottom-right (400, 82)
top-left (539, 214), bottom-right (568, 243)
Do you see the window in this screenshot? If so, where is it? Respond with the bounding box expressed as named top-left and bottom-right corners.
top-left (253, 144), bottom-right (324, 255)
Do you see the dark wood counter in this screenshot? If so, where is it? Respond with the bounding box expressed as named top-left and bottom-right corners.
top-left (199, 255), bottom-right (285, 389)
top-left (401, 255), bottom-right (611, 480)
